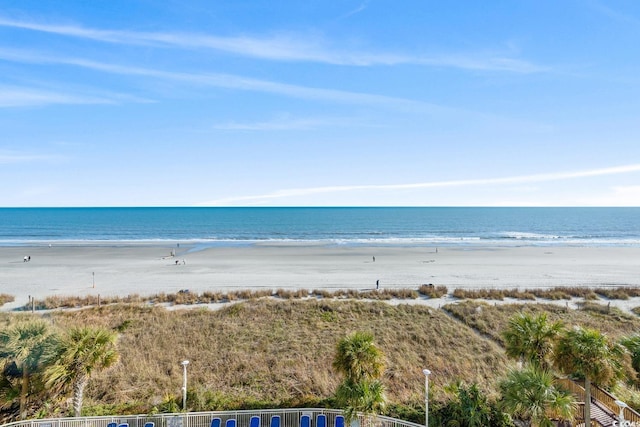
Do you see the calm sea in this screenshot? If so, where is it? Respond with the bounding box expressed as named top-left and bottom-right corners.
top-left (0, 207), bottom-right (638, 247)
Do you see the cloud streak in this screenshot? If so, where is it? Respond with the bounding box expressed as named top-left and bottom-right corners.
top-left (337, 1), bottom-right (370, 21)
top-left (0, 150), bottom-right (64, 164)
top-left (0, 16), bottom-right (546, 72)
top-left (0, 48), bottom-right (450, 112)
top-left (211, 115), bottom-right (369, 131)
top-left (0, 85), bottom-right (118, 107)
top-left (200, 164), bottom-right (640, 205)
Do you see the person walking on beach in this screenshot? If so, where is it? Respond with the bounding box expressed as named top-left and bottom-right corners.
top-left (376, 280), bottom-right (379, 290)
top-left (373, 256), bottom-right (375, 262)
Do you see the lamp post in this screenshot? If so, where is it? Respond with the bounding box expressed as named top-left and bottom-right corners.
top-left (422, 369), bottom-right (431, 427)
top-left (181, 360), bottom-right (189, 411)
top-left (615, 400), bottom-right (627, 426)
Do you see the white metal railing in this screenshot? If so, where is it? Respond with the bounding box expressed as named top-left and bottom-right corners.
top-left (0, 409), bottom-right (424, 427)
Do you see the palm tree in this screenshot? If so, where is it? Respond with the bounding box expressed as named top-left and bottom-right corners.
top-left (441, 381), bottom-right (495, 427)
top-left (620, 334), bottom-right (640, 373)
top-left (0, 320), bottom-right (56, 419)
top-left (500, 366), bottom-right (575, 427)
top-left (335, 378), bottom-right (386, 425)
top-left (333, 331), bottom-right (384, 383)
top-left (45, 326), bottom-right (119, 417)
top-left (554, 326), bottom-right (624, 427)
top-left (502, 312), bottom-right (563, 370)
top-left (333, 332), bottom-right (386, 425)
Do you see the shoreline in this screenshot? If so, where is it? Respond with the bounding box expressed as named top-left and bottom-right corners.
top-left (1, 243), bottom-right (639, 312)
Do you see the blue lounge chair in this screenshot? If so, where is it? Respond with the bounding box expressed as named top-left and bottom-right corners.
top-left (316, 415), bottom-right (326, 427)
top-left (107, 422), bottom-right (117, 427)
top-left (211, 418), bottom-right (222, 427)
top-left (249, 416), bottom-right (260, 427)
top-left (300, 414), bottom-right (311, 427)
top-left (270, 415), bottom-right (281, 427)
top-left (144, 423), bottom-right (154, 427)
top-left (118, 423), bottom-right (129, 427)
top-left (335, 415), bottom-right (345, 427)
top-left (226, 419), bottom-right (237, 427)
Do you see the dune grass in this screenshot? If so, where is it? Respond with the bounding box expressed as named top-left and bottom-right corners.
top-left (5, 290), bottom-right (640, 420)
top-left (23, 287), bottom-right (439, 310)
top-left (23, 285), bottom-right (640, 311)
top-left (18, 299), bottom-right (510, 417)
top-left (443, 300), bottom-right (640, 346)
top-left (0, 294), bottom-right (14, 306)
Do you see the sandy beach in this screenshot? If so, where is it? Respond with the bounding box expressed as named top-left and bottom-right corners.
top-left (1, 243), bottom-right (639, 311)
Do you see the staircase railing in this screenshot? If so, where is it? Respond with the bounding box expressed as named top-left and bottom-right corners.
top-left (591, 384), bottom-right (640, 425)
top-left (575, 403), bottom-right (605, 427)
top-left (558, 378), bottom-right (640, 425)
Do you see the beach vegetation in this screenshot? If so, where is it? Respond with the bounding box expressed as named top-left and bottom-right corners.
top-left (431, 381), bottom-right (514, 427)
top-left (452, 288), bottom-right (537, 300)
top-left (444, 300), bottom-right (640, 345)
top-left (0, 319), bottom-right (57, 419)
top-left (0, 299), bottom-right (512, 422)
top-left (554, 326), bottom-right (626, 427)
top-left (499, 366), bottom-right (575, 427)
top-left (4, 296), bottom-right (640, 422)
top-left (333, 331), bottom-right (384, 384)
top-left (333, 331), bottom-right (386, 424)
top-left (22, 285), bottom-right (640, 311)
top-left (0, 295), bottom-right (14, 307)
top-left (620, 335), bottom-right (640, 376)
top-left (502, 313), bottom-right (563, 371)
top-left (418, 285), bottom-right (447, 299)
top-left (44, 326), bottom-right (119, 417)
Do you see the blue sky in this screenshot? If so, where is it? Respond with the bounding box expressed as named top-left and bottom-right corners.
top-left (1, 0), bottom-right (639, 207)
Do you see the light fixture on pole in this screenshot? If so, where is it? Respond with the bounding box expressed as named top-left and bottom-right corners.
top-left (181, 360), bottom-right (189, 411)
top-left (422, 369), bottom-right (431, 427)
top-left (615, 400), bottom-right (627, 425)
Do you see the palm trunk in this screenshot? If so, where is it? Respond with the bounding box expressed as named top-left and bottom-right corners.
top-left (584, 378), bottom-right (591, 427)
top-left (20, 364), bottom-right (28, 420)
top-left (72, 374), bottom-right (88, 417)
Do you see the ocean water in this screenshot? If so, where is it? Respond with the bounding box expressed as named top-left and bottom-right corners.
top-left (0, 207), bottom-right (638, 247)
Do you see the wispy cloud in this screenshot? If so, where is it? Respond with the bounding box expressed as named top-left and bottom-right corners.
top-left (337, 1), bottom-right (370, 20)
top-left (589, 1), bottom-right (640, 26)
top-left (199, 164), bottom-right (640, 206)
top-left (0, 48), bottom-right (450, 112)
top-left (0, 149), bottom-right (64, 164)
top-left (0, 85), bottom-right (118, 107)
top-left (211, 115), bottom-right (369, 131)
top-left (0, 16), bottom-right (546, 72)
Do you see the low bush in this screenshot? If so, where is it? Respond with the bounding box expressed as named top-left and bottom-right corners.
top-left (419, 285), bottom-right (448, 298)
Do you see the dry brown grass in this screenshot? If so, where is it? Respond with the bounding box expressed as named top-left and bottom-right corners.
top-left (25, 286), bottom-right (640, 312)
top-left (443, 300), bottom-right (640, 346)
top-left (0, 294), bottom-right (15, 306)
top-left (7, 288), bottom-right (640, 419)
top-left (450, 286), bottom-right (640, 302)
top-left (452, 288), bottom-right (538, 301)
top-left (528, 286), bottom-right (640, 301)
top-left (418, 285), bottom-right (448, 299)
top-left (26, 287), bottom-right (428, 310)
top-left (592, 287), bottom-right (640, 300)
top-left (8, 299), bottom-right (512, 416)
